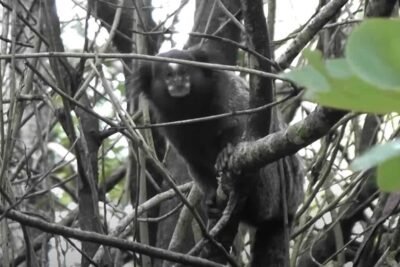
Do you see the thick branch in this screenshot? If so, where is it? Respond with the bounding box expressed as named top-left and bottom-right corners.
top-left (231, 107), bottom-right (345, 172)
top-left (277, 0), bottom-right (349, 69)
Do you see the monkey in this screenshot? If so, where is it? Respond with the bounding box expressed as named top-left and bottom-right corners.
top-left (134, 48), bottom-right (304, 266)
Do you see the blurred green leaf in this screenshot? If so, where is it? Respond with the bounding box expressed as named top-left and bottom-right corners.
top-left (377, 156), bottom-right (400, 192)
top-left (60, 192), bottom-right (73, 206)
top-left (351, 140), bottom-right (400, 171)
top-left (284, 56), bottom-right (400, 113)
top-left (346, 19), bottom-right (400, 90)
top-left (351, 141), bottom-right (400, 192)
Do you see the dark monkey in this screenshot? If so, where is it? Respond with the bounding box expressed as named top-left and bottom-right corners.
top-left (135, 48), bottom-right (303, 266)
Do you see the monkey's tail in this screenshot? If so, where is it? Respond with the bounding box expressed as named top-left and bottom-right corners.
top-left (251, 220), bottom-right (288, 267)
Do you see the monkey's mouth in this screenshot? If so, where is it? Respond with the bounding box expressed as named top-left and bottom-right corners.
top-left (168, 86), bottom-right (191, 97)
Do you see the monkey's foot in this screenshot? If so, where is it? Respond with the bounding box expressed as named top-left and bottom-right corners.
top-left (215, 143), bottom-right (243, 196)
top-left (215, 143), bottom-right (235, 174)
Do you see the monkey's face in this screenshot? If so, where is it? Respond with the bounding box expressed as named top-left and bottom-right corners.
top-left (136, 49), bottom-right (214, 112)
top-left (163, 63), bottom-right (191, 97)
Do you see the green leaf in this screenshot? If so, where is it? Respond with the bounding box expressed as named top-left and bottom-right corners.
top-left (377, 156), bottom-right (400, 192)
top-left (351, 140), bottom-right (400, 192)
top-left (60, 192), bottom-right (73, 206)
top-left (303, 49), bottom-right (326, 73)
top-left (284, 57), bottom-right (400, 113)
top-left (351, 140), bottom-right (400, 171)
top-left (284, 65), bottom-right (330, 92)
top-left (346, 19), bottom-right (400, 90)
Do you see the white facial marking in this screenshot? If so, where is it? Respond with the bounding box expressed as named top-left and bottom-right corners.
top-left (168, 63), bottom-right (179, 71)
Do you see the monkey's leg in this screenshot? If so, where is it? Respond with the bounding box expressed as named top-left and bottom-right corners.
top-left (200, 185), bottom-right (244, 265)
top-left (251, 219), bottom-right (289, 267)
top-left (200, 213), bottom-right (240, 265)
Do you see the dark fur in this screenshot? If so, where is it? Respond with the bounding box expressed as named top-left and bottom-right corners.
top-left (136, 49), bottom-right (248, 201)
top-left (134, 49), bottom-right (303, 266)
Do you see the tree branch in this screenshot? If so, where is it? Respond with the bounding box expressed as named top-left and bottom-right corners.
top-left (0, 206), bottom-right (223, 267)
top-left (230, 107), bottom-right (346, 172)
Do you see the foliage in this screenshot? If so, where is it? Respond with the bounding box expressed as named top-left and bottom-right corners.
top-left (285, 19), bottom-right (400, 192)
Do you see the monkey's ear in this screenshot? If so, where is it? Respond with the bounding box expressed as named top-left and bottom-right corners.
top-left (132, 61), bottom-right (152, 97)
top-left (189, 49), bottom-right (216, 77)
